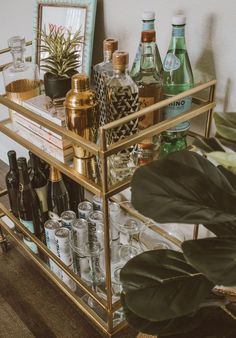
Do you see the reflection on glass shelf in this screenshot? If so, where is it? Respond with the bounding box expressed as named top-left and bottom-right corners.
top-left (140, 224), bottom-right (184, 252)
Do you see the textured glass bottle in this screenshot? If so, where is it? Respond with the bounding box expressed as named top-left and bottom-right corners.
top-left (132, 30), bottom-right (163, 161)
top-left (130, 11), bottom-right (162, 80)
top-left (160, 15), bottom-right (194, 156)
top-left (106, 51), bottom-right (139, 183)
top-left (93, 38), bottom-right (118, 128)
top-left (3, 36), bottom-right (40, 119)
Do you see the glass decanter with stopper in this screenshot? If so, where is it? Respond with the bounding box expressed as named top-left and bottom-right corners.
top-left (106, 51), bottom-right (139, 184)
top-left (3, 36), bottom-right (40, 119)
top-left (160, 15), bottom-right (194, 157)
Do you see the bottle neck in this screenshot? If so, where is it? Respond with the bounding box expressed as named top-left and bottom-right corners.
top-left (19, 166), bottom-right (30, 188)
top-left (142, 19), bottom-right (155, 31)
top-left (11, 49), bottom-right (26, 70)
top-left (8, 154), bottom-right (18, 171)
top-left (49, 167), bottom-right (62, 182)
top-left (170, 24), bottom-right (186, 49)
top-left (103, 50), bottom-right (113, 63)
top-left (140, 42), bottom-right (156, 71)
top-left (30, 154), bottom-right (40, 174)
top-left (113, 67), bottom-right (128, 77)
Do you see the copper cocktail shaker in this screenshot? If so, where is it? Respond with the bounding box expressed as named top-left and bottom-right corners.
top-left (64, 74), bottom-right (100, 182)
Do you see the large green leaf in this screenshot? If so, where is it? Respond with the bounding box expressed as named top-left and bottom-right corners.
top-left (120, 250), bottom-right (213, 321)
top-left (182, 237), bottom-right (236, 286)
top-left (207, 151), bottom-right (236, 175)
top-left (131, 151), bottom-right (236, 226)
top-left (122, 293), bottom-right (236, 337)
top-left (120, 293), bottom-right (205, 336)
top-left (193, 136), bottom-right (226, 153)
top-left (214, 112), bottom-right (236, 142)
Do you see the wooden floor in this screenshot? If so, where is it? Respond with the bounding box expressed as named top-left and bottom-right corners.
top-left (0, 160), bottom-right (137, 338)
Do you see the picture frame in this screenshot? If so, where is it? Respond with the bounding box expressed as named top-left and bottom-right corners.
top-left (32, 0), bottom-right (97, 77)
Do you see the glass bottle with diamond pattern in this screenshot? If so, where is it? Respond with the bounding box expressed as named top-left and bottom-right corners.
top-left (93, 38), bottom-right (118, 128)
top-left (106, 51), bottom-right (139, 184)
top-left (160, 15), bottom-right (194, 157)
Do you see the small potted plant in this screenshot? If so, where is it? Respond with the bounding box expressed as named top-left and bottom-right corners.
top-left (40, 24), bottom-right (83, 99)
top-left (120, 149), bottom-right (236, 338)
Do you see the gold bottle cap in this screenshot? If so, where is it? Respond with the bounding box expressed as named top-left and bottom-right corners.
top-left (103, 38), bottom-right (118, 52)
top-left (71, 74), bottom-right (90, 92)
top-left (141, 30), bottom-right (156, 43)
top-left (112, 51), bottom-right (129, 71)
top-left (49, 166), bottom-right (62, 182)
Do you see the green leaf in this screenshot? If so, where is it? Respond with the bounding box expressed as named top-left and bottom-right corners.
top-left (214, 112), bottom-right (236, 142)
top-left (131, 151), bottom-right (236, 227)
top-left (193, 136), bottom-right (226, 153)
top-left (182, 237), bottom-right (236, 286)
top-left (120, 250), bottom-right (213, 321)
top-left (120, 293), bottom-right (204, 336)
top-left (207, 151), bottom-right (236, 175)
top-left (122, 293), bottom-right (236, 337)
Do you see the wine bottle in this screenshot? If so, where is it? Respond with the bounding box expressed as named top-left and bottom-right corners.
top-left (62, 174), bottom-right (84, 217)
top-left (17, 157), bottom-right (42, 253)
top-left (29, 152), bottom-right (49, 224)
top-left (5, 150), bottom-right (19, 218)
top-left (47, 166), bottom-right (70, 220)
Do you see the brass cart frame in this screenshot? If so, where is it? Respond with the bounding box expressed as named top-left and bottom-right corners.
top-left (0, 43), bottom-right (216, 337)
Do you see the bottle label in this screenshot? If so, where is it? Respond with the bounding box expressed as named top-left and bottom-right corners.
top-left (164, 95), bottom-right (192, 131)
top-left (23, 237), bottom-right (39, 254)
top-left (20, 219), bottom-right (35, 233)
top-left (139, 96), bottom-right (155, 129)
top-left (163, 53), bottom-right (181, 72)
top-left (172, 27), bottom-right (185, 37)
top-left (143, 22), bottom-right (155, 31)
top-left (35, 184), bottom-right (48, 213)
top-left (163, 53), bottom-right (180, 71)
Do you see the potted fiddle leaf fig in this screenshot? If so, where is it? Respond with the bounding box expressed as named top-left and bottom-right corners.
top-left (120, 150), bottom-right (236, 338)
top-left (40, 24), bottom-right (83, 99)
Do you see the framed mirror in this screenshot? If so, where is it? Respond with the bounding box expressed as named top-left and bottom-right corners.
top-left (32, 0), bottom-right (97, 77)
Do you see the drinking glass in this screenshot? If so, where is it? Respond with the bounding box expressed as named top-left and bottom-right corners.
top-left (114, 218), bottom-right (146, 262)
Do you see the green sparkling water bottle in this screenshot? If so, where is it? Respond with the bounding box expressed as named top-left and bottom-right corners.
top-left (160, 15), bottom-right (194, 156)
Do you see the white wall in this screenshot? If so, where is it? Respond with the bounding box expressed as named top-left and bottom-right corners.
top-left (0, 0), bottom-right (235, 162)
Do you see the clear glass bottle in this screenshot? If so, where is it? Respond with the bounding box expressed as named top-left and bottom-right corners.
top-left (93, 38), bottom-right (118, 136)
top-left (132, 30), bottom-right (163, 160)
top-left (160, 15), bottom-right (194, 156)
top-left (3, 36), bottom-right (40, 113)
top-left (130, 11), bottom-right (163, 80)
top-left (106, 51), bottom-right (139, 183)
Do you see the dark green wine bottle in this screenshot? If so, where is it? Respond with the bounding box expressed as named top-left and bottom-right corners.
top-left (5, 150), bottom-right (19, 218)
top-left (47, 166), bottom-right (70, 220)
top-left (29, 152), bottom-right (49, 224)
top-left (17, 157), bottom-right (42, 254)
